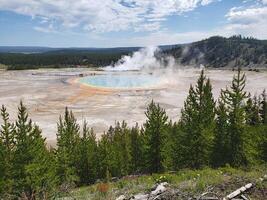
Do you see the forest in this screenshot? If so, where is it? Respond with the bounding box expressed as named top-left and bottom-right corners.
top-left (0, 69), bottom-right (266, 199)
top-left (0, 51), bottom-right (127, 70)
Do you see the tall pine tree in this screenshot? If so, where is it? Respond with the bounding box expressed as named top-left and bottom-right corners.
top-left (56, 107), bottom-right (80, 187)
top-left (144, 100), bottom-right (168, 173)
top-left (0, 105), bottom-right (15, 198)
top-left (259, 90), bottom-right (267, 162)
top-left (178, 70), bottom-right (215, 168)
top-left (260, 90), bottom-right (267, 124)
top-left (129, 123), bottom-right (144, 174)
top-left (76, 121), bottom-right (98, 185)
top-left (221, 69), bottom-right (249, 167)
top-left (212, 98), bottom-right (230, 167)
top-left (12, 101), bottom-right (57, 199)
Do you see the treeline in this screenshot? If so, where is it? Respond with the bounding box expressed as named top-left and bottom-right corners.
top-left (163, 35), bottom-right (267, 68)
top-left (0, 51), bottom-right (128, 70)
top-left (0, 70), bottom-right (267, 199)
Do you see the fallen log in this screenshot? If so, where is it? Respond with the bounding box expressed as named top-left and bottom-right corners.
top-left (223, 183), bottom-right (253, 200)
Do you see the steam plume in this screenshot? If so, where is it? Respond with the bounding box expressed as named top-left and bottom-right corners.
top-left (104, 46), bottom-right (175, 71)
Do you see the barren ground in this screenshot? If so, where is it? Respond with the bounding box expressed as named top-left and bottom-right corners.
top-left (0, 68), bottom-right (266, 145)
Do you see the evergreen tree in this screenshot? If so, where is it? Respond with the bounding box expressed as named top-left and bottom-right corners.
top-left (259, 90), bottom-right (267, 162)
top-left (129, 124), bottom-right (144, 174)
top-left (245, 95), bottom-right (261, 126)
top-left (12, 101), bottom-right (57, 199)
top-left (0, 140), bottom-right (5, 196)
top-left (24, 127), bottom-right (58, 199)
top-left (113, 121), bottom-right (131, 176)
top-left (167, 122), bottom-right (183, 170)
top-left (144, 100), bottom-right (168, 173)
top-left (212, 98), bottom-right (230, 167)
top-left (76, 122), bottom-right (98, 185)
top-left (97, 122), bottom-right (132, 178)
top-left (0, 105), bottom-right (15, 198)
top-left (56, 107), bottom-right (80, 187)
top-left (260, 90), bottom-right (267, 124)
top-left (97, 132), bottom-right (113, 180)
top-left (221, 69), bottom-right (249, 167)
top-left (178, 70), bottom-right (215, 168)
top-left (260, 125), bottom-right (267, 162)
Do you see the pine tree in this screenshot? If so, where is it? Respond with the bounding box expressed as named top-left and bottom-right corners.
top-left (221, 69), bottom-right (249, 167)
top-left (12, 101), bottom-right (38, 198)
top-left (245, 95), bottom-right (261, 126)
top-left (0, 105), bottom-right (15, 197)
top-left (76, 121), bottom-right (98, 185)
top-left (98, 122), bottom-right (132, 178)
top-left (113, 121), bottom-right (131, 176)
top-left (212, 98), bottom-right (230, 167)
top-left (12, 101), bottom-right (57, 199)
top-left (144, 100), bottom-right (168, 173)
top-left (0, 140), bottom-right (5, 196)
top-left (97, 132), bottom-right (113, 180)
top-left (260, 90), bottom-right (267, 124)
top-left (129, 123), bottom-right (143, 174)
top-left (178, 70), bottom-right (215, 168)
top-left (24, 126), bottom-right (58, 199)
top-left (260, 125), bottom-right (267, 162)
top-left (167, 121), bottom-right (183, 170)
top-left (56, 107), bottom-right (80, 187)
top-left (259, 90), bottom-right (267, 162)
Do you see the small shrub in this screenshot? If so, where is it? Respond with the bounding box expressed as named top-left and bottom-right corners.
top-left (97, 183), bottom-right (109, 196)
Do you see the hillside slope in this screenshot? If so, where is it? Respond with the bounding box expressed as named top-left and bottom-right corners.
top-left (163, 36), bottom-right (267, 68)
top-left (61, 167), bottom-right (267, 200)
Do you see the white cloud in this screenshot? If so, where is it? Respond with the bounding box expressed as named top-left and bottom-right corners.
top-left (225, 3), bottom-right (267, 39)
top-left (34, 25), bottom-right (57, 33)
top-left (93, 28), bottom-right (235, 47)
top-left (0, 0), bottom-right (215, 33)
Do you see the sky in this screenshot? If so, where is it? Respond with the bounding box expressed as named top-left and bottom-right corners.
top-left (0, 0), bottom-right (267, 47)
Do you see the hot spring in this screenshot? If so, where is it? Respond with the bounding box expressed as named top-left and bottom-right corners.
top-left (79, 73), bottom-right (160, 89)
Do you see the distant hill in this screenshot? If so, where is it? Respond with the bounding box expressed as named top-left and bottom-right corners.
top-left (0, 45), bottom-right (175, 69)
top-left (0, 45), bottom-right (175, 54)
top-left (0, 46), bottom-right (57, 54)
top-left (0, 36), bottom-right (267, 69)
top-left (163, 35), bottom-right (267, 68)
top-left (0, 46), bottom-right (141, 54)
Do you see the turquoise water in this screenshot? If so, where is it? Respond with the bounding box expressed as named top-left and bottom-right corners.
top-left (79, 74), bottom-right (159, 88)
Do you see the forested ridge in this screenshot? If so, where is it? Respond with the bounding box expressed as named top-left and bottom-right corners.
top-left (1, 35), bottom-right (267, 70)
top-left (0, 70), bottom-right (267, 199)
top-left (163, 35), bottom-right (267, 68)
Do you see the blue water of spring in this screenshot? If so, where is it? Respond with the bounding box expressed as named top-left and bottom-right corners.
top-left (79, 74), bottom-right (159, 88)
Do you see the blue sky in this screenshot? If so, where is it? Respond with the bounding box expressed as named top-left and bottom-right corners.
top-left (0, 0), bottom-right (266, 47)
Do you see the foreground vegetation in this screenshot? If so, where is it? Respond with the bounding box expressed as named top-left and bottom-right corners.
top-left (0, 69), bottom-right (266, 199)
top-left (66, 166), bottom-right (267, 200)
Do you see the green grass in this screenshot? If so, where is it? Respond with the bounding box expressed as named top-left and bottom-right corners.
top-left (60, 165), bottom-right (267, 200)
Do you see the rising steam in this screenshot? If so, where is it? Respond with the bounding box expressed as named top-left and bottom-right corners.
top-left (104, 46), bottom-right (175, 71)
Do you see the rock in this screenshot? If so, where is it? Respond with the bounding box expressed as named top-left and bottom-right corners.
top-left (125, 182), bottom-right (169, 200)
top-left (131, 194), bottom-right (149, 200)
top-left (150, 182), bottom-right (168, 196)
top-left (112, 177), bottom-right (119, 182)
top-left (116, 195), bottom-right (126, 200)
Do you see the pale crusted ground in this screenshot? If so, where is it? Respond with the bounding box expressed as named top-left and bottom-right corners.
top-left (0, 68), bottom-right (266, 145)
